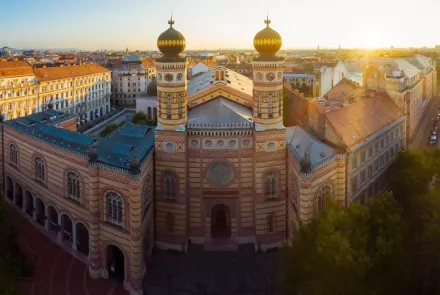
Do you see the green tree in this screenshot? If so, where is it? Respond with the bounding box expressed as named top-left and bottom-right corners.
top-left (283, 193), bottom-right (404, 295)
top-left (132, 112), bottom-right (157, 126)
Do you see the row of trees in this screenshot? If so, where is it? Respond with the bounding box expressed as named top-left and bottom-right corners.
top-left (283, 149), bottom-right (440, 295)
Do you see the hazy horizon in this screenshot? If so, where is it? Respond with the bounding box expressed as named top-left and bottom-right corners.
top-left (1, 0), bottom-right (439, 51)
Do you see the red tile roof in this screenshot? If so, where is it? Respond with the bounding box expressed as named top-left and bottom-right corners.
top-left (142, 59), bottom-right (155, 68)
top-left (324, 78), bottom-right (363, 103)
top-left (35, 64), bottom-right (110, 81)
top-left (0, 60), bottom-right (34, 77)
top-left (325, 95), bottom-right (404, 148)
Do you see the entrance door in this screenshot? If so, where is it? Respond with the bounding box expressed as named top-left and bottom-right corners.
top-left (211, 204), bottom-right (231, 238)
top-left (107, 245), bottom-right (124, 283)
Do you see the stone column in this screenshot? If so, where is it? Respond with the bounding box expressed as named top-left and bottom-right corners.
top-left (57, 214), bottom-right (62, 242)
top-left (72, 223), bottom-right (77, 251)
top-left (88, 164), bottom-right (101, 279)
top-left (22, 193), bottom-right (27, 213)
top-left (32, 197), bottom-right (37, 221)
top-left (129, 177), bottom-right (144, 295)
top-left (12, 182), bottom-right (16, 204)
top-left (44, 206), bottom-right (49, 231)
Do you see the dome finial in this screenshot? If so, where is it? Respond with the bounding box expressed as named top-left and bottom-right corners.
top-left (265, 14), bottom-right (271, 27)
top-left (168, 13), bottom-right (174, 27)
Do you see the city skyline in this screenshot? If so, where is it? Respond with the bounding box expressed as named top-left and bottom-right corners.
top-left (1, 0), bottom-right (439, 51)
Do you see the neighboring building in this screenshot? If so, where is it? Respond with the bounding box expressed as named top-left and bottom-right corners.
top-left (0, 61), bottom-right (112, 123)
top-left (108, 55), bottom-right (156, 106)
top-left (284, 80), bottom-right (406, 221)
top-left (189, 61), bottom-right (209, 77)
top-left (135, 78), bottom-right (158, 121)
top-left (0, 60), bottom-right (39, 120)
top-left (35, 64), bottom-right (112, 123)
top-left (364, 56), bottom-right (436, 147)
top-left (225, 63), bottom-right (253, 78)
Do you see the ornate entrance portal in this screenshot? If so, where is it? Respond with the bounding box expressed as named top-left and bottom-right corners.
top-left (211, 204), bottom-right (231, 239)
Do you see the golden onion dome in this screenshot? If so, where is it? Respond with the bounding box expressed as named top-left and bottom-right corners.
top-left (253, 17), bottom-right (282, 56)
top-left (157, 17), bottom-right (186, 56)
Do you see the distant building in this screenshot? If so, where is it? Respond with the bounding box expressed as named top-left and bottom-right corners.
top-left (107, 54), bottom-right (155, 106)
top-left (1, 46), bottom-right (12, 59)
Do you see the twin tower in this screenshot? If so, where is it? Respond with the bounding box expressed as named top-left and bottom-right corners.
top-left (154, 16), bottom-right (285, 132)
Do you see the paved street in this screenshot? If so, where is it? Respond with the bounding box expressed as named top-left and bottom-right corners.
top-left (411, 96), bottom-right (440, 149)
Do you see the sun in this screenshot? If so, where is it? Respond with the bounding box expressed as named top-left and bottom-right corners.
top-left (357, 28), bottom-right (384, 49)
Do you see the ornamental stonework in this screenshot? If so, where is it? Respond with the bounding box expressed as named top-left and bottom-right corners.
top-left (253, 90), bottom-right (283, 102)
top-left (206, 161), bottom-right (235, 187)
top-left (157, 90), bottom-right (187, 103)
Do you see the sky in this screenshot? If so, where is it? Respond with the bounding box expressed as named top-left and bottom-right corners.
top-left (0, 0), bottom-right (438, 51)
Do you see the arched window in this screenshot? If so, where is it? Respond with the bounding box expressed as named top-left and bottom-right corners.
top-left (143, 176), bottom-right (152, 218)
top-left (265, 172), bottom-right (277, 199)
top-left (164, 172), bottom-right (176, 200)
top-left (106, 192), bottom-right (124, 227)
top-left (317, 184), bottom-right (332, 214)
top-left (165, 213), bottom-right (175, 233)
top-left (268, 96), bottom-right (273, 118)
top-left (67, 172), bottom-right (81, 202)
top-left (258, 94), bottom-right (262, 117)
top-left (10, 144), bottom-right (18, 166)
top-left (178, 95), bottom-right (183, 119)
top-left (166, 94), bottom-right (172, 119)
top-left (34, 157), bottom-right (45, 183)
top-left (267, 213), bottom-right (276, 233)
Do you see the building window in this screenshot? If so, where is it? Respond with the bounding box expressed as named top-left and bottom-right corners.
top-left (380, 139), bottom-right (384, 149)
top-left (380, 155), bottom-right (384, 167)
top-left (317, 184), bottom-right (331, 214)
top-left (166, 95), bottom-right (172, 119)
top-left (368, 147), bottom-right (373, 158)
top-left (360, 170), bottom-right (366, 184)
top-left (268, 96), bottom-right (273, 118)
top-left (258, 95), bottom-right (262, 117)
top-left (9, 144), bottom-right (18, 166)
top-left (265, 172), bottom-right (277, 198)
top-left (391, 131), bottom-right (394, 141)
top-left (267, 213), bottom-right (276, 233)
top-left (374, 143), bottom-right (379, 154)
top-left (106, 192), bottom-right (123, 227)
top-left (67, 172), bottom-right (81, 202)
top-left (34, 157), bottom-right (45, 183)
top-left (178, 95), bottom-right (183, 119)
top-left (368, 164), bottom-right (373, 178)
top-left (351, 176), bottom-right (358, 193)
top-left (164, 171), bottom-right (176, 200)
top-left (165, 213), bottom-right (175, 233)
top-left (352, 156), bottom-right (358, 170)
top-left (361, 151), bottom-right (366, 163)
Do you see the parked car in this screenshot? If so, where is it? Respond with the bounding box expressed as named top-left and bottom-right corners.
top-left (433, 130), bottom-right (437, 135)
top-left (430, 135), bottom-right (437, 145)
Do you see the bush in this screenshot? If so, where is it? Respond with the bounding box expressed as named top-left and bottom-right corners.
top-left (99, 124), bottom-right (119, 137)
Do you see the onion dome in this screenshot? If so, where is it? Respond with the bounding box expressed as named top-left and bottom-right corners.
top-left (129, 156), bottom-right (140, 174)
top-left (147, 77), bottom-right (157, 96)
top-left (300, 151), bottom-right (312, 173)
top-left (157, 16), bottom-right (186, 56)
top-left (253, 16), bottom-right (282, 56)
top-left (88, 146), bottom-right (98, 163)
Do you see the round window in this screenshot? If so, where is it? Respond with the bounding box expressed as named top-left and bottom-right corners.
top-left (216, 140), bottom-right (224, 148)
top-left (207, 161), bottom-right (235, 186)
top-left (176, 73), bottom-right (183, 81)
top-left (204, 140), bottom-right (213, 148)
top-left (266, 72), bottom-right (275, 81)
top-left (164, 73), bottom-right (173, 82)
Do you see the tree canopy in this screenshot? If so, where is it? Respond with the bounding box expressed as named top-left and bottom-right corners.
top-left (132, 112), bottom-right (157, 126)
top-left (283, 149), bottom-right (440, 295)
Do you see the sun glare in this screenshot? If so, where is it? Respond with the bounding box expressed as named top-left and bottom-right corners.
top-left (356, 28), bottom-right (384, 49)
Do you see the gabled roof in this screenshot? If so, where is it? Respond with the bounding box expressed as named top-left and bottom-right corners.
top-left (324, 78), bottom-right (363, 104)
top-left (187, 66), bottom-right (253, 97)
top-left (187, 97), bottom-right (253, 129)
top-left (325, 95), bottom-right (404, 148)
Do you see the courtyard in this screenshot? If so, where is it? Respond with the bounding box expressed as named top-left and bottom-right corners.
top-left (144, 245), bottom-right (283, 295)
